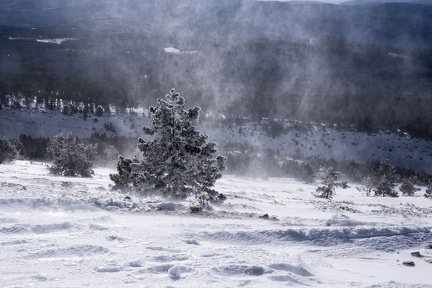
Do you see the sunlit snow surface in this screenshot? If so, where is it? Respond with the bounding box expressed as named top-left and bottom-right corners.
top-left (1, 161), bottom-right (432, 287)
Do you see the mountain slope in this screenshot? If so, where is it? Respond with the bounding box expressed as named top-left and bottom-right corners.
top-left (1, 0), bottom-right (432, 137)
top-left (1, 105), bottom-right (431, 172)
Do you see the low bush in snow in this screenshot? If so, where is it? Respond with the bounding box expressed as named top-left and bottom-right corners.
top-left (425, 184), bottom-right (432, 199)
top-left (399, 176), bottom-right (420, 196)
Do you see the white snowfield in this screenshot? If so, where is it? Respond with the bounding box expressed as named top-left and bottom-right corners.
top-left (1, 161), bottom-right (432, 287)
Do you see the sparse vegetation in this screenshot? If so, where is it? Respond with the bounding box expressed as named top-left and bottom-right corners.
top-left (357, 176), bottom-right (374, 196)
top-left (262, 119), bottom-right (286, 139)
top-left (104, 122), bottom-right (116, 134)
top-left (313, 167), bottom-right (348, 200)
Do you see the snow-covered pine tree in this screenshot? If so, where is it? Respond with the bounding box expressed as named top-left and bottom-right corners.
top-left (370, 158), bottom-right (400, 197)
top-left (110, 89), bottom-right (226, 205)
top-left (313, 166), bottom-right (348, 199)
top-left (47, 132), bottom-right (98, 177)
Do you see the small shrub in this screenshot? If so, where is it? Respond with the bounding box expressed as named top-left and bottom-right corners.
top-left (425, 184), bottom-right (432, 199)
top-left (400, 176), bottom-right (420, 196)
top-left (313, 166), bottom-right (348, 199)
top-left (356, 175), bottom-right (374, 196)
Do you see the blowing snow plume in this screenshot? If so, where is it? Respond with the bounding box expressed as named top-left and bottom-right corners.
top-left (1, 0), bottom-right (432, 137)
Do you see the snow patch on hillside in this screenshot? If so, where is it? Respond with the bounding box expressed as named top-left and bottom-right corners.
top-left (36, 38), bottom-right (77, 44)
top-left (164, 47), bottom-right (197, 55)
top-left (8, 37), bottom-right (77, 44)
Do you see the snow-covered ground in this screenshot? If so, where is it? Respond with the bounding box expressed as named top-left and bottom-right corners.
top-left (1, 160), bottom-right (432, 287)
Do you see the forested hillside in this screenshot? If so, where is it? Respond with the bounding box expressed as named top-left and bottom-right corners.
top-left (1, 0), bottom-right (432, 137)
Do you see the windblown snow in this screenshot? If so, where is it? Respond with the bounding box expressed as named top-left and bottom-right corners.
top-left (1, 106), bottom-right (431, 172)
top-left (1, 161), bottom-right (432, 287)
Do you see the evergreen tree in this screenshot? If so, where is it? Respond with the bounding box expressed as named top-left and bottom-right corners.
top-left (370, 158), bottom-right (400, 197)
top-left (424, 183), bottom-right (432, 199)
top-left (0, 137), bottom-right (18, 164)
top-left (400, 176), bottom-right (419, 196)
top-left (313, 166), bottom-right (348, 199)
top-left (110, 89), bottom-right (226, 205)
top-left (10, 138), bottom-right (26, 159)
top-left (47, 132), bottom-right (98, 177)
